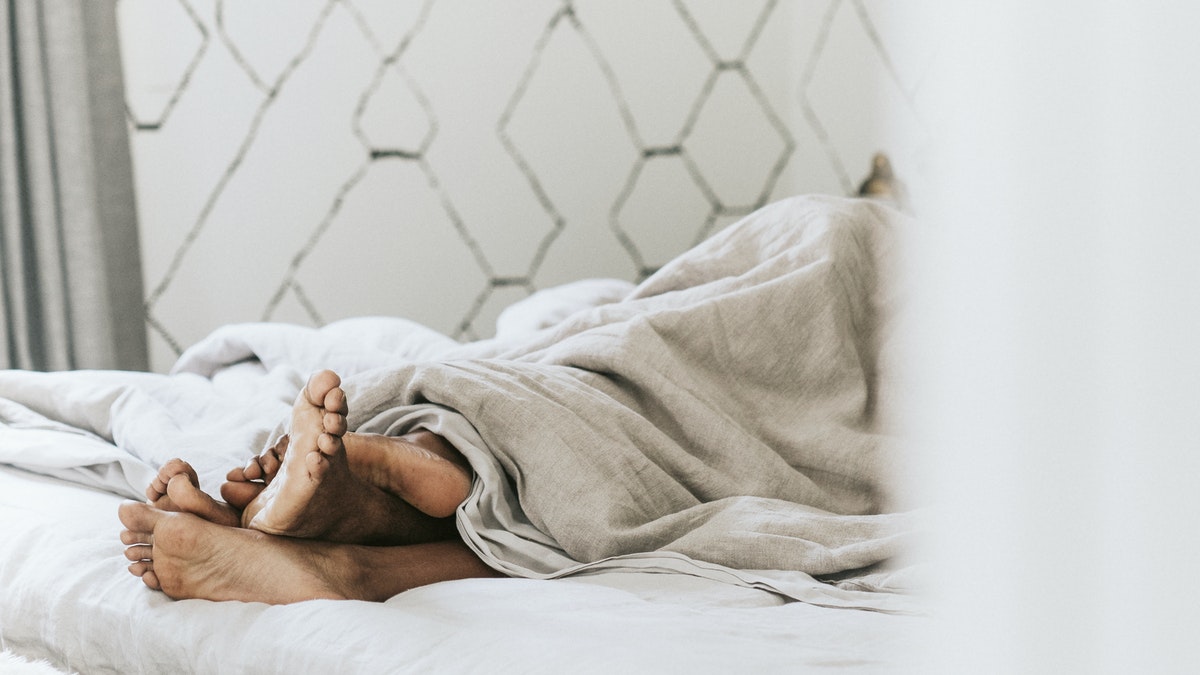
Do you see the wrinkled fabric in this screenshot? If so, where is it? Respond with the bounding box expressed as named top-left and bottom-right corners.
top-left (342, 195), bottom-right (919, 610)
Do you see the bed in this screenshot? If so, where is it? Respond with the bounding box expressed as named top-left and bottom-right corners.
top-left (0, 195), bottom-right (926, 673)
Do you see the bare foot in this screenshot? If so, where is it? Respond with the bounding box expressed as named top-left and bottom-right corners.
top-left (119, 501), bottom-right (348, 604)
top-left (242, 370), bottom-right (455, 545)
top-left (347, 430), bottom-right (473, 519)
top-left (235, 430), bottom-right (472, 520)
top-left (146, 459), bottom-right (240, 528)
top-left (221, 378), bottom-right (471, 521)
top-left (118, 501), bottom-right (503, 604)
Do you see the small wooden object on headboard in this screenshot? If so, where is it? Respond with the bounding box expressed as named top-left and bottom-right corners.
top-left (857, 152), bottom-right (908, 212)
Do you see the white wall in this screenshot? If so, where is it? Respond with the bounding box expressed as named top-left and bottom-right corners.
top-left (117, 0), bottom-right (928, 372)
top-left (903, 3), bottom-right (1200, 672)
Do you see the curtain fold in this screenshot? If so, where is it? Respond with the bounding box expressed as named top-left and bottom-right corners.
top-left (0, 0), bottom-right (146, 371)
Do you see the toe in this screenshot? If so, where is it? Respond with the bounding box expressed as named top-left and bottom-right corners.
top-left (148, 459), bottom-right (199, 503)
top-left (317, 432), bottom-right (343, 456)
top-left (323, 411), bottom-right (347, 436)
top-left (260, 448), bottom-right (282, 477)
top-left (305, 448), bottom-right (328, 478)
top-left (127, 559), bottom-right (155, 581)
top-left (121, 528), bottom-right (152, 546)
top-left (118, 500), bottom-right (165, 533)
top-left (124, 544), bottom-right (153, 562)
top-left (147, 475), bottom-right (165, 502)
top-left (167, 474), bottom-right (240, 527)
top-left (172, 458), bottom-right (199, 482)
top-left (305, 370), bottom-right (341, 407)
top-left (323, 386), bottom-right (347, 415)
top-left (165, 474), bottom-right (208, 513)
top-left (142, 569), bottom-right (161, 590)
top-left (220, 480), bottom-right (265, 510)
top-left (241, 456), bottom-right (265, 481)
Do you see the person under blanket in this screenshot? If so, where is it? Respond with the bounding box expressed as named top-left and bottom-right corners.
top-left (118, 370), bottom-right (502, 603)
top-left (115, 196), bottom-right (911, 607)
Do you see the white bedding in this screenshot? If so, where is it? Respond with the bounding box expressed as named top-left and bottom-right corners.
top-left (0, 197), bottom-right (925, 672)
top-left (0, 466), bottom-right (924, 673)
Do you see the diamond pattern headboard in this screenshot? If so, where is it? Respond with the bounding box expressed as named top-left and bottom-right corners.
top-left (118, 0), bottom-right (930, 372)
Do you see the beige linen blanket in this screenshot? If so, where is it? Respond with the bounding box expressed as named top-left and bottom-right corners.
top-left (342, 195), bottom-right (919, 612)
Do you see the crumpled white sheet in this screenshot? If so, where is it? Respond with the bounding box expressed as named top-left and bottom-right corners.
top-left (0, 282), bottom-right (624, 499)
top-left (0, 466), bottom-right (925, 674)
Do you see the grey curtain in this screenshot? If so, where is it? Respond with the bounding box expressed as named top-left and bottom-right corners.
top-left (0, 0), bottom-right (147, 371)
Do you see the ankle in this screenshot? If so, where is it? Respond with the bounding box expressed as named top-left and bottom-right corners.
top-left (296, 541), bottom-right (358, 601)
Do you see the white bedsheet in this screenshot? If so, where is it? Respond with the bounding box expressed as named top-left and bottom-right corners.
top-left (0, 466), bottom-right (924, 673)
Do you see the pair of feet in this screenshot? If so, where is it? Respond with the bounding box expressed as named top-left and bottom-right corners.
top-left (118, 370), bottom-right (476, 603)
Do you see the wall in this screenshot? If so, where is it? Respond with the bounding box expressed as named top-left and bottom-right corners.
top-left (117, 0), bottom-right (930, 372)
